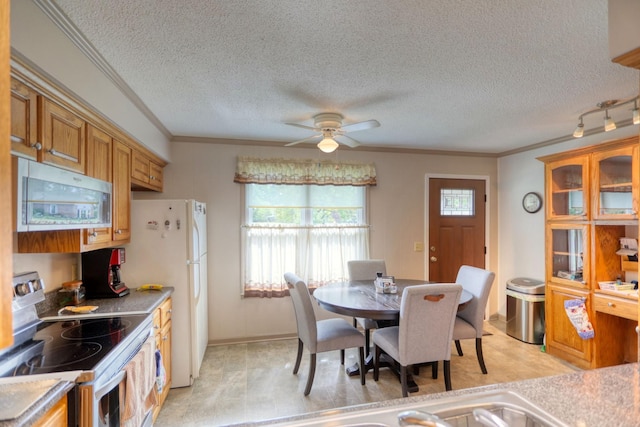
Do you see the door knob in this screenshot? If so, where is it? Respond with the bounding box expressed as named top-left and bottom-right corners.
top-left (430, 256), bottom-right (437, 262)
top-left (430, 246), bottom-right (436, 252)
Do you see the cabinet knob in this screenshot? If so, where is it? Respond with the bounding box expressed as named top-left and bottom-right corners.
top-left (31, 142), bottom-right (42, 150)
top-left (607, 302), bottom-right (614, 307)
top-left (636, 326), bottom-right (639, 334)
top-left (163, 335), bottom-right (169, 341)
top-left (90, 231), bottom-right (98, 237)
top-left (115, 229), bottom-right (122, 234)
top-left (150, 175), bottom-right (155, 180)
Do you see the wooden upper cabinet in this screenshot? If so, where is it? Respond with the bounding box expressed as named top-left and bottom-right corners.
top-left (543, 154), bottom-right (590, 221)
top-left (113, 140), bottom-right (131, 242)
top-left (85, 125), bottom-right (113, 248)
top-left (131, 148), bottom-right (164, 191)
top-left (591, 143), bottom-right (638, 220)
top-left (10, 78), bottom-right (38, 158)
top-left (39, 98), bottom-right (86, 173)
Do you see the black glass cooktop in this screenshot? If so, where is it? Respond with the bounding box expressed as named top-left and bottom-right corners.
top-left (0, 315), bottom-right (149, 377)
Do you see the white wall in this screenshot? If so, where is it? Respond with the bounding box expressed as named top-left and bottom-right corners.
top-left (133, 141), bottom-right (498, 342)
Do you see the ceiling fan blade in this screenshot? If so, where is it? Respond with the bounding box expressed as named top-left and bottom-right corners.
top-left (340, 119), bottom-right (380, 133)
top-left (334, 134), bottom-right (360, 148)
top-left (285, 134), bottom-right (322, 146)
top-left (284, 122), bottom-right (318, 131)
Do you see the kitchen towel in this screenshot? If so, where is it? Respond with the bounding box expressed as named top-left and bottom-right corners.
top-left (122, 337), bottom-right (158, 427)
top-left (155, 349), bottom-right (166, 393)
top-left (564, 298), bottom-right (594, 339)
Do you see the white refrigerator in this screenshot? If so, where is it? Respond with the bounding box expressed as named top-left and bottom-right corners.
top-left (124, 199), bottom-right (208, 388)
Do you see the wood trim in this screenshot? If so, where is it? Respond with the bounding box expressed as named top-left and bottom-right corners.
top-left (537, 135), bottom-right (640, 164)
top-left (612, 47), bottom-right (640, 70)
top-left (0, 0), bottom-right (13, 350)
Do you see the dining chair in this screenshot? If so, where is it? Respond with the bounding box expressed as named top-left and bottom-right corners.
top-left (347, 259), bottom-right (386, 355)
top-left (284, 272), bottom-right (366, 395)
top-left (372, 283), bottom-right (462, 397)
top-left (451, 265), bottom-right (496, 374)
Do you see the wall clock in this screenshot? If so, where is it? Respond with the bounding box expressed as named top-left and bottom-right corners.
top-left (522, 192), bottom-right (542, 213)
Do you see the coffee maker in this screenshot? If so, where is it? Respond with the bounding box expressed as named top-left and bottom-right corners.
top-left (81, 248), bottom-right (130, 298)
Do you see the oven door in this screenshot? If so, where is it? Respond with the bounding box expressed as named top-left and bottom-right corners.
top-left (78, 335), bottom-right (155, 427)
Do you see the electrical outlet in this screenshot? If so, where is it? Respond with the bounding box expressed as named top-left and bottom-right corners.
top-left (414, 242), bottom-right (424, 252)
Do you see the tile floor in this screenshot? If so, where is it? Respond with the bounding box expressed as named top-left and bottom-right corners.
top-left (154, 320), bottom-right (580, 426)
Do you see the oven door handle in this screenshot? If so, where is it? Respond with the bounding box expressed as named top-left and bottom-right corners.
top-left (94, 370), bottom-right (126, 400)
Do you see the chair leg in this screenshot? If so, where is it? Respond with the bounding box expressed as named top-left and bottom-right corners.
top-left (443, 360), bottom-right (452, 391)
top-left (358, 346), bottom-right (366, 385)
top-left (432, 361), bottom-right (438, 379)
top-left (475, 338), bottom-right (487, 374)
top-left (455, 339), bottom-right (463, 356)
top-left (353, 317), bottom-right (357, 328)
top-left (340, 349), bottom-right (345, 365)
top-left (293, 339), bottom-right (303, 374)
top-left (365, 329), bottom-right (371, 356)
top-left (304, 353), bottom-right (316, 396)
top-left (400, 365), bottom-right (409, 397)
top-left (373, 345), bottom-right (381, 381)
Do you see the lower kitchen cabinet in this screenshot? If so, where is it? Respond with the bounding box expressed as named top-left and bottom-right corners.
top-left (153, 297), bottom-right (172, 421)
top-left (592, 291), bottom-right (638, 368)
top-left (33, 394), bottom-right (67, 427)
top-left (545, 284), bottom-right (592, 369)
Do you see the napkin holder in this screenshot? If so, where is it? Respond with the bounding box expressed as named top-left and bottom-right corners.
top-left (375, 276), bottom-right (397, 294)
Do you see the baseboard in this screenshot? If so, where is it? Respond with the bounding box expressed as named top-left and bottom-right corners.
top-left (208, 333), bottom-right (297, 347)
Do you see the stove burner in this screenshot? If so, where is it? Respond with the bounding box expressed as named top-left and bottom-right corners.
top-left (28, 342), bottom-right (102, 370)
top-left (61, 319), bottom-right (133, 340)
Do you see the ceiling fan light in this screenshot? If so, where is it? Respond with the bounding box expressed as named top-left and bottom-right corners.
top-left (317, 137), bottom-right (339, 153)
top-left (604, 112), bottom-right (616, 132)
top-left (573, 123), bottom-right (584, 138)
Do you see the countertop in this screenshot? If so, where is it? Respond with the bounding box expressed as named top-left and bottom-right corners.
top-left (0, 377), bottom-right (75, 426)
top-left (242, 362), bottom-right (640, 427)
top-left (39, 286), bottom-right (174, 320)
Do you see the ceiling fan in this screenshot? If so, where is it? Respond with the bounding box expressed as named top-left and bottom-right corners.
top-left (284, 113), bottom-right (380, 153)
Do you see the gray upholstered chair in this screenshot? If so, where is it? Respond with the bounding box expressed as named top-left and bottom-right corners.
top-left (372, 283), bottom-right (462, 397)
top-left (451, 265), bottom-right (496, 374)
top-left (347, 259), bottom-right (386, 355)
top-left (284, 272), bottom-right (366, 395)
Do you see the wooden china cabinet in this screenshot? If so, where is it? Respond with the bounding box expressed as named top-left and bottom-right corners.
top-left (539, 136), bottom-right (640, 369)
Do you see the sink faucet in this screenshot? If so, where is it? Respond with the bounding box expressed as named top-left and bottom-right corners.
top-left (473, 408), bottom-right (510, 427)
top-left (397, 410), bottom-right (452, 427)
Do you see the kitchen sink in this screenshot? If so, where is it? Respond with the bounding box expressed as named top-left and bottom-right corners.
top-left (267, 390), bottom-right (569, 427)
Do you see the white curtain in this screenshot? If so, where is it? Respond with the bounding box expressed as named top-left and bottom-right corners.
top-left (243, 225), bottom-right (369, 297)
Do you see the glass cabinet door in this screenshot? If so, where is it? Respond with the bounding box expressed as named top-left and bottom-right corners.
top-left (592, 145), bottom-right (638, 220)
top-left (547, 224), bottom-right (589, 289)
top-left (546, 156), bottom-right (589, 220)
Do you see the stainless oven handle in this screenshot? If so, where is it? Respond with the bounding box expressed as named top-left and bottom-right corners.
top-left (94, 370), bottom-right (126, 400)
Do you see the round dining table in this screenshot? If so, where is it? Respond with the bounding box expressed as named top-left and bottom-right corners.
top-left (312, 279), bottom-right (473, 392)
top-left (313, 279), bottom-right (473, 321)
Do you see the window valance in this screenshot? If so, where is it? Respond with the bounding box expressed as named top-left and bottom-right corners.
top-left (233, 157), bottom-right (377, 186)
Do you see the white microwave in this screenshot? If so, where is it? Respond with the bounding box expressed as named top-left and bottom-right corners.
top-left (13, 157), bottom-right (112, 232)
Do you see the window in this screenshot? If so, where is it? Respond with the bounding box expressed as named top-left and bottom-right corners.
top-left (440, 188), bottom-right (474, 216)
top-left (243, 184), bottom-right (369, 297)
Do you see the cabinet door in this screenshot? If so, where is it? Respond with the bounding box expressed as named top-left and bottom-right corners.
top-left (112, 140), bottom-right (131, 242)
top-left (39, 98), bottom-right (86, 173)
top-left (545, 284), bottom-right (592, 368)
top-left (149, 161), bottom-right (164, 191)
top-left (591, 145), bottom-right (638, 220)
top-left (85, 125), bottom-right (113, 247)
top-left (10, 78), bottom-right (38, 158)
top-left (545, 155), bottom-right (589, 220)
top-left (131, 149), bottom-right (150, 184)
top-left (546, 223), bottom-right (589, 289)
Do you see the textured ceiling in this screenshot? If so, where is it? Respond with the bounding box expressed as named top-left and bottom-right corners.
top-left (41, 0), bottom-right (640, 154)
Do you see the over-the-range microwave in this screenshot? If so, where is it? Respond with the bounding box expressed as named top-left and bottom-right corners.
top-left (12, 157), bottom-right (112, 232)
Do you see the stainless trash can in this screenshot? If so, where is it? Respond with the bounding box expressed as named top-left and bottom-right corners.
top-left (506, 277), bottom-right (545, 344)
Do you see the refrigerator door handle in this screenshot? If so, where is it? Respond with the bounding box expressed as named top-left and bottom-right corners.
top-left (187, 260), bottom-right (200, 265)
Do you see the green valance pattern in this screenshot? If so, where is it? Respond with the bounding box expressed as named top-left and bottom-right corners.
top-left (233, 157), bottom-right (377, 186)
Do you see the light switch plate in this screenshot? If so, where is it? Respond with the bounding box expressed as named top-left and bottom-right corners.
top-left (414, 242), bottom-right (424, 252)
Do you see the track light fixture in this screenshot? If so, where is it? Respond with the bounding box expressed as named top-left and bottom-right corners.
top-left (573, 96), bottom-right (640, 138)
